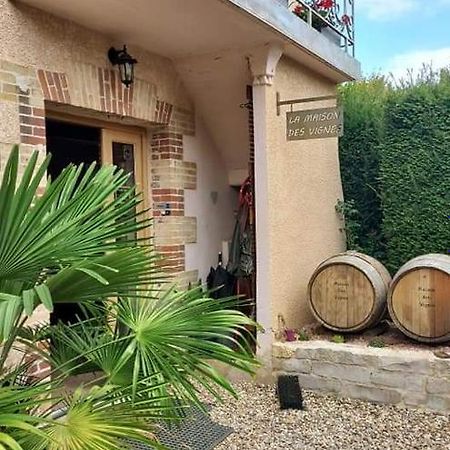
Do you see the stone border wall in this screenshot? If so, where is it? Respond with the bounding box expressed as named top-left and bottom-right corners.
top-left (273, 341), bottom-right (450, 412)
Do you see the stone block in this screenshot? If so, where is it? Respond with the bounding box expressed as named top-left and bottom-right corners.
top-left (426, 395), bottom-right (450, 412)
top-left (371, 370), bottom-right (425, 391)
top-left (431, 359), bottom-right (450, 379)
top-left (151, 160), bottom-right (197, 190)
top-left (153, 216), bottom-right (197, 245)
top-left (426, 377), bottom-right (450, 395)
top-left (271, 342), bottom-right (443, 412)
top-left (295, 373), bottom-right (341, 393)
top-left (293, 341), bottom-right (380, 366)
top-left (272, 343), bottom-right (295, 359)
top-left (341, 383), bottom-right (402, 405)
top-left (275, 358), bottom-right (312, 374)
top-left (312, 361), bottom-right (371, 384)
top-left (402, 391), bottom-right (428, 407)
top-left (294, 342), bottom-right (339, 361)
top-left (326, 348), bottom-right (379, 367)
top-left (378, 355), bottom-right (431, 374)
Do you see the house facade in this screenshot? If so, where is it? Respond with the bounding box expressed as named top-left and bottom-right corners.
top-left (0, 0), bottom-right (360, 375)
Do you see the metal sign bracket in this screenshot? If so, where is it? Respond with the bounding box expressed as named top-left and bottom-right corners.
top-left (276, 92), bottom-right (337, 116)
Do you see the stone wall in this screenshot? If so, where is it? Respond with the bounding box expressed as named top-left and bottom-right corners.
top-left (273, 341), bottom-right (450, 412)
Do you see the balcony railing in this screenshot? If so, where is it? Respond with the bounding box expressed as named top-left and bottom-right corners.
top-left (287, 0), bottom-right (355, 56)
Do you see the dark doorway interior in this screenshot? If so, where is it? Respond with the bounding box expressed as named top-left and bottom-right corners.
top-left (46, 119), bottom-right (101, 325)
top-left (46, 119), bottom-right (100, 180)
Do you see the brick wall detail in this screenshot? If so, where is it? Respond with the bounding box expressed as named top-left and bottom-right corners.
top-left (2, 58), bottom-right (198, 284)
top-left (167, 106), bottom-right (196, 135)
top-left (154, 216), bottom-right (197, 247)
top-left (37, 70), bottom-right (70, 104)
top-left (35, 62), bottom-right (186, 129)
top-left (98, 68), bottom-right (133, 116)
top-left (19, 105), bottom-right (45, 146)
top-left (151, 131), bottom-right (197, 277)
top-left (0, 61), bottom-right (46, 147)
top-left (154, 100), bottom-right (173, 125)
top-left (155, 244), bottom-right (185, 273)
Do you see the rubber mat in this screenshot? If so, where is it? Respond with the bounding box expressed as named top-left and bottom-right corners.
top-left (124, 406), bottom-right (233, 450)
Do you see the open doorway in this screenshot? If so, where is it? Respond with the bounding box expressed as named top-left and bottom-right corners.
top-left (46, 119), bottom-right (101, 325)
top-left (46, 119), bottom-right (100, 180)
top-left (46, 116), bottom-right (147, 325)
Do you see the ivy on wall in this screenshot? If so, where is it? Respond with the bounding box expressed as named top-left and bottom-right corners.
top-left (338, 71), bottom-right (450, 273)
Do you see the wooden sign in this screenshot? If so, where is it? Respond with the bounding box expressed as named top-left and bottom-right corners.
top-left (286, 107), bottom-right (343, 141)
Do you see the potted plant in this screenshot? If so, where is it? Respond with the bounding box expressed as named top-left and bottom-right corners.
top-left (290, 0), bottom-right (334, 31)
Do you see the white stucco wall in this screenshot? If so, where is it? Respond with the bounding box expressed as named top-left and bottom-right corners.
top-left (184, 114), bottom-right (238, 282)
top-left (267, 57), bottom-right (346, 328)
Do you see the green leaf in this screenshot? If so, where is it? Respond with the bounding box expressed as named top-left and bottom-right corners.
top-left (76, 268), bottom-right (110, 285)
top-left (34, 284), bottom-right (53, 312)
top-left (22, 289), bottom-right (35, 316)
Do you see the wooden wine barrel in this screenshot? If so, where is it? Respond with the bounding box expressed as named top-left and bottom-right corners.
top-left (387, 254), bottom-right (450, 343)
top-left (308, 252), bottom-right (391, 332)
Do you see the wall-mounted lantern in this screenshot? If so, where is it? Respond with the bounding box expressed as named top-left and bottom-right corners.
top-left (108, 45), bottom-right (137, 88)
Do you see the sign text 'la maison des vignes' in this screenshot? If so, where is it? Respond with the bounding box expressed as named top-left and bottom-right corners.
top-left (286, 106), bottom-right (344, 141)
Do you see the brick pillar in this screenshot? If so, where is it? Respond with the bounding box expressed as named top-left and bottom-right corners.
top-left (151, 130), bottom-right (197, 282)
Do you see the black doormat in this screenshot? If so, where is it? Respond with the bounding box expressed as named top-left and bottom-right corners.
top-left (124, 406), bottom-right (233, 450)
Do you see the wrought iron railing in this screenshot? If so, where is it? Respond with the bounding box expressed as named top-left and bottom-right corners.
top-left (288, 0), bottom-right (355, 56)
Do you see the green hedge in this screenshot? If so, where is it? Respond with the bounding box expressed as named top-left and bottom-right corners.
top-left (380, 74), bottom-right (450, 272)
top-left (338, 79), bottom-right (388, 260)
top-left (338, 72), bottom-right (450, 273)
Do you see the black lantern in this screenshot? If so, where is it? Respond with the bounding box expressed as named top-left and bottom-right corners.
top-left (108, 45), bottom-right (137, 88)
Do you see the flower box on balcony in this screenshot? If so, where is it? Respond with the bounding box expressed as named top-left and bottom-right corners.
top-left (288, 0), bottom-right (355, 55)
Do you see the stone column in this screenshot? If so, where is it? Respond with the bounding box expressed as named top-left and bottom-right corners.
top-left (248, 43), bottom-right (283, 381)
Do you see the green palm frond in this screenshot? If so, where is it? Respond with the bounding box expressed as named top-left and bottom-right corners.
top-left (0, 146), bottom-right (259, 450)
top-left (17, 382), bottom-right (174, 450)
top-left (48, 287), bottom-right (259, 407)
top-left (0, 383), bottom-right (58, 449)
top-left (0, 147), bottom-right (164, 342)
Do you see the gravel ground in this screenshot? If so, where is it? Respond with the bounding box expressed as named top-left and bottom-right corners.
top-left (209, 383), bottom-right (450, 450)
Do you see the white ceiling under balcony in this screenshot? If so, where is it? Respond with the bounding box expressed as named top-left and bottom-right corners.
top-left (15, 0), bottom-right (360, 179)
top-left (17, 0), bottom-right (268, 58)
top-left (16, 0), bottom-right (359, 80)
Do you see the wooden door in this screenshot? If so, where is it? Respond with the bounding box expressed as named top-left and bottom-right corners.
top-left (101, 128), bottom-right (149, 237)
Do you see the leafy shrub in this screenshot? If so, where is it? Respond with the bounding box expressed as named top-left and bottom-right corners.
top-left (339, 70), bottom-right (450, 272)
top-left (335, 199), bottom-right (362, 251)
top-left (380, 74), bottom-right (450, 271)
top-left (338, 78), bottom-right (388, 261)
top-left (297, 329), bottom-right (310, 341)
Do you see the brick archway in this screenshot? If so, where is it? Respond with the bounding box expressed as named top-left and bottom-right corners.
top-left (33, 63), bottom-right (198, 284)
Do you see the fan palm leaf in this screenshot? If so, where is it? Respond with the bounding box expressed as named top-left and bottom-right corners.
top-left (47, 287), bottom-right (259, 407)
top-left (0, 146), bottom-right (259, 450)
top-left (0, 147), bottom-right (164, 341)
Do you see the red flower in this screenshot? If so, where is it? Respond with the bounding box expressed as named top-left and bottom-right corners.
top-left (316, 0), bottom-right (334, 8)
top-left (341, 14), bottom-right (351, 25)
top-left (293, 4), bottom-right (305, 16)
